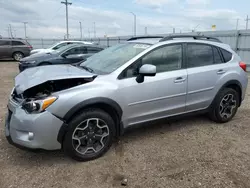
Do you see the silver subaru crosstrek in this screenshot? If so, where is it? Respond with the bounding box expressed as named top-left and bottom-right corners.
top-left (5, 35), bottom-right (248, 161)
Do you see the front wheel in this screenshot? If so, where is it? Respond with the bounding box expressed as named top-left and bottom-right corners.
top-left (209, 88), bottom-right (239, 123)
top-left (63, 108), bottom-right (115, 161)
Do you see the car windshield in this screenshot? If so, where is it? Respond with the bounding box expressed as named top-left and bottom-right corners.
top-left (80, 43), bottom-right (151, 74)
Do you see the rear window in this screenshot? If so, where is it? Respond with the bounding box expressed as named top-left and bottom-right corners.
top-left (0, 40), bottom-right (10, 46)
top-left (12, 41), bottom-right (25, 46)
top-left (220, 48), bottom-right (232, 62)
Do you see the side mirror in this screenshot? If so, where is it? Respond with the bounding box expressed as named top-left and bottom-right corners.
top-left (136, 64), bottom-right (156, 83)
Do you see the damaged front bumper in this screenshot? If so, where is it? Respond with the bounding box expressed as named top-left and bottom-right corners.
top-left (5, 94), bottom-right (63, 150)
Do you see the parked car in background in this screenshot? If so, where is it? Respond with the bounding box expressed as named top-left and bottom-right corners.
top-left (0, 38), bottom-right (33, 61)
top-left (5, 35), bottom-right (248, 161)
top-left (30, 40), bottom-right (94, 55)
top-left (19, 44), bottom-right (104, 71)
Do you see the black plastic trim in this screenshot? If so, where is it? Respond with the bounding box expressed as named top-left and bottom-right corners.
top-left (57, 97), bottom-right (123, 143)
top-left (127, 36), bottom-right (164, 41)
top-left (159, 35), bottom-right (222, 43)
top-left (63, 97), bottom-right (123, 122)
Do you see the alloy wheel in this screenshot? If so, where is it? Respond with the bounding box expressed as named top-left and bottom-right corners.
top-left (72, 118), bottom-right (110, 155)
top-left (219, 94), bottom-right (237, 119)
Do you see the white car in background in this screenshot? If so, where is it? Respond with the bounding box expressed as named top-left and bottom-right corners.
top-left (30, 41), bottom-right (94, 55)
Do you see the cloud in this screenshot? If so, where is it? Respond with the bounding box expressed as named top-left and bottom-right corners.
top-left (135, 0), bottom-right (178, 9)
top-left (0, 0), bottom-right (245, 39)
top-left (186, 0), bottom-right (210, 5)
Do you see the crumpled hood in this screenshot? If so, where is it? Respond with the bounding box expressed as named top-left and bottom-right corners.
top-left (15, 65), bottom-right (97, 94)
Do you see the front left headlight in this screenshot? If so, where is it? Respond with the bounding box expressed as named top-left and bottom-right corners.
top-left (22, 96), bottom-right (57, 113)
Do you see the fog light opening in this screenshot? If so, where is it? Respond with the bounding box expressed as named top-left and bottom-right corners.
top-left (28, 132), bottom-right (34, 141)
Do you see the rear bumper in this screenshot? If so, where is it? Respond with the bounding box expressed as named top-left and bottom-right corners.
top-left (5, 97), bottom-right (63, 150)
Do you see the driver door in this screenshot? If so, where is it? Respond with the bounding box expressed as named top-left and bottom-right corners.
top-left (117, 44), bottom-right (188, 127)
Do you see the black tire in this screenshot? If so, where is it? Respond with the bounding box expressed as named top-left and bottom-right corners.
top-left (63, 108), bottom-right (115, 161)
top-left (208, 88), bottom-right (239, 123)
top-left (13, 52), bottom-right (24, 61)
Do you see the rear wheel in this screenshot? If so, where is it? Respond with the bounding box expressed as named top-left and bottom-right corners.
top-left (209, 88), bottom-right (239, 123)
top-left (63, 108), bottom-right (115, 161)
top-left (13, 52), bottom-right (24, 61)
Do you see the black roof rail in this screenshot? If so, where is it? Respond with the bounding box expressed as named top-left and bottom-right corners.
top-left (127, 36), bottom-right (164, 41)
top-left (159, 35), bottom-right (222, 43)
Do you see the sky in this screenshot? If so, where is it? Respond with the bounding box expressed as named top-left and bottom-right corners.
top-left (0, 0), bottom-right (249, 39)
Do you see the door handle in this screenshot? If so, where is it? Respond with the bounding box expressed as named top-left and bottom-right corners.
top-left (217, 69), bottom-right (226, 74)
top-left (174, 77), bottom-right (186, 83)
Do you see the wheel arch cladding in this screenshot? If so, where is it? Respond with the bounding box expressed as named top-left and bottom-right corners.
top-left (57, 97), bottom-right (123, 144)
top-left (216, 80), bottom-right (242, 106)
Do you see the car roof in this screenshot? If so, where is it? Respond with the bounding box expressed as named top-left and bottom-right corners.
top-left (59, 40), bottom-right (93, 44)
top-left (0, 38), bottom-right (26, 42)
top-left (59, 43), bottom-right (104, 50)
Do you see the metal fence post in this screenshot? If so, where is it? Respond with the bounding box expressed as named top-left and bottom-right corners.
top-left (235, 30), bottom-right (240, 52)
top-left (118, 37), bottom-right (120, 43)
top-left (41, 38), bottom-right (44, 48)
top-left (107, 37), bottom-right (109, 47)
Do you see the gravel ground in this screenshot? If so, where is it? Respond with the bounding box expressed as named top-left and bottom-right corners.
top-left (1, 61), bottom-right (250, 188)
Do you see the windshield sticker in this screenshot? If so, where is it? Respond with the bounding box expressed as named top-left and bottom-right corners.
top-left (133, 44), bottom-right (150, 49)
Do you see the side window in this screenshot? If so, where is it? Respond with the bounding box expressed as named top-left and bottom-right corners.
top-left (87, 47), bottom-right (102, 53)
top-left (220, 48), bottom-right (232, 62)
top-left (0, 40), bottom-right (10, 46)
top-left (122, 44), bottom-right (182, 78)
top-left (213, 47), bottom-right (223, 64)
top-left (79, 47), bottom-right (87, 54)
top-left (187, 44), bottom-right (213, 68)
top-left (12, 41), bottom-right (25, 46)
top-left (64, 47), bottom-right (87, 55)
top-left (52, 43), bottom-right (67, 50)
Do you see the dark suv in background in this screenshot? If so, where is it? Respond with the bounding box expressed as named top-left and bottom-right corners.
top-left (0, 39), bottom-right (32, 61)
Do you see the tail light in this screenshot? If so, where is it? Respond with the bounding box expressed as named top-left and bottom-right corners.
top-left (239, 61), bottom-right (247, 72)
top-left (28, 45), bottom-right (33, 50)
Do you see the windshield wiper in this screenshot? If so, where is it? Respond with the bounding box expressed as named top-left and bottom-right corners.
top-left (80, 65), bottom-right (94, 73)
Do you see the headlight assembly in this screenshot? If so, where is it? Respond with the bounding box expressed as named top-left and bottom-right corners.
top-left (22, 96), bottom-right (57, 113)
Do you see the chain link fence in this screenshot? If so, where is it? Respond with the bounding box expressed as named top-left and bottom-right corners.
top-left (27, 30), bottom-right (250, 69)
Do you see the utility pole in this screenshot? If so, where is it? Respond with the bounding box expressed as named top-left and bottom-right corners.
top-left (130, 12), bottom-right (136, 36)
top-left (9, 24), bottom-right (13, 38)
top-left (79, 21), bottom-right (82, 39)
top-left (61, 0), bottom-right (72, 40)
top-left (23, 22), bottom-right (28, 39)
top-left (246, 15), bottom-right (250, 30)
top-left (236, 19), bottom-right (239, 30)
top-left (93, 22), bottom-right (96, 38)
top-left (88, 28), bottom-right (90, 38)
top-left (173, 28), bottom-right (175, 33)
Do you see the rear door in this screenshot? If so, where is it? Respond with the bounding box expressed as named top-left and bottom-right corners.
top-left (0, 40), bottom-right (11, 59)
top-left (11, 40), bottom-right (30, 56)
top-left (185, 43), bottom-right (229, 111)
